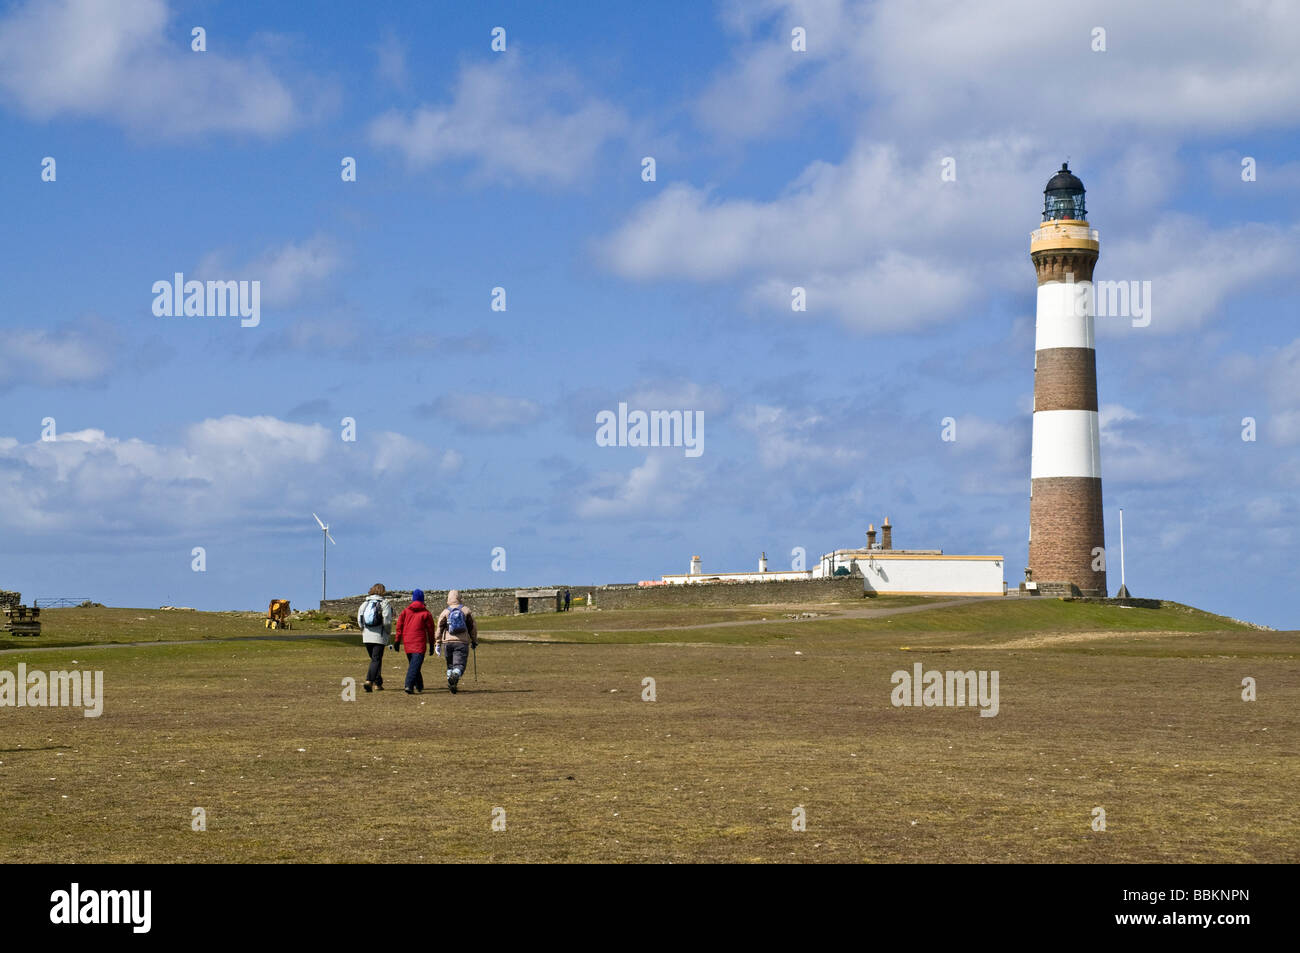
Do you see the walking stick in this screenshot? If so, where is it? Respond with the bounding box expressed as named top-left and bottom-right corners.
top-left (472, 642), bottom-right (478, 682)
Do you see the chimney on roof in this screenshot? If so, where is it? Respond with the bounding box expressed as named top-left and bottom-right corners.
top-left (866, 524), bottom-right (877, 549)
top-left (882, 517), bottom-right (892, 551)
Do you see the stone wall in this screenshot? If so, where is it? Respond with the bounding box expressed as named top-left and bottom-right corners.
top-left (320, 586), bottom-right (575, 619)
top-left (592, 575), bottom-right (863, 609)
top-left (1069, 596), bottom-right (1163, 610)
top-left (323, 576), bottom-right (863, 616)
top-left (0, 590), bottom-right (20, 607)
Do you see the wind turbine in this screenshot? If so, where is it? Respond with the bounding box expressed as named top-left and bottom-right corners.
top-left (313, 513), bottom-right (336, 603)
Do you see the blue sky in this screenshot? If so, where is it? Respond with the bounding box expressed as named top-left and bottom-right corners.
top-left (2, 0), bottom-right (1298, 628)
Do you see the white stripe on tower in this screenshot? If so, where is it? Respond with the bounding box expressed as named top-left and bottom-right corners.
top-left (1034, 281), bottom-right (1095, 350)
top-left (1031, 410), bottom-right (1101, 479)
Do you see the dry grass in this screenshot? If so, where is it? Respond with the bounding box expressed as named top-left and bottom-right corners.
top-left (0, 603), bottom-right (1295, 863)
top-left (0, 607), bottom-right (345, 652)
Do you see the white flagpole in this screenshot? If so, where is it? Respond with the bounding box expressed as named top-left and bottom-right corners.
top-left (1119, 508), bottom-right (1126, 590)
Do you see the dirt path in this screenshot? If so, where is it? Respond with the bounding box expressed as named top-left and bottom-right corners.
top-left (949, 629), bottom-right (1199, 651)
top-left (0, 598), bottom-right (999, 654)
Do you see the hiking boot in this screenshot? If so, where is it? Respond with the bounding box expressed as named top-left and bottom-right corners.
top-left (404, 688), bottom-right (414, 695)
top-left (363, 681), bottom-right (373, 693)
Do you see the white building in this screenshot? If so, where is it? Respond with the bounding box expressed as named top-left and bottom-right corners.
top-left (657, 519), bottom-right (1005, 596)
top-left (811, 550), bottom-right (1004, 596)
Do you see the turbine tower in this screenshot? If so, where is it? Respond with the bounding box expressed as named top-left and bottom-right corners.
top-left (313, 512), bottom-right (336, 603)
top-left (1028, 163), bottom-right (1107, 596)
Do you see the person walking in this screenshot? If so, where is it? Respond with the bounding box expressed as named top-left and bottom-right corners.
top-left (435, 590), bottom-right (478, 694)
top-left (394, 589), bottom-right (437, 694)
top-left (357, 583), bottom-right (394, 693)
top-left (564, 588), bottom-right (571, 612)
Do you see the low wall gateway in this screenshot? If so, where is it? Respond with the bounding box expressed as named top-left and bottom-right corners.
top-left (320, 586), bottom-right (577, 618)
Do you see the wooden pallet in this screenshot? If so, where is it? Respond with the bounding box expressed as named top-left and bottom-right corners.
top-left (2, 604), bottom-right (42, 636)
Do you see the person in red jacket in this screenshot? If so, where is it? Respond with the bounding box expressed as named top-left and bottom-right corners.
top-left (394, 589), bottom-right (437, 694)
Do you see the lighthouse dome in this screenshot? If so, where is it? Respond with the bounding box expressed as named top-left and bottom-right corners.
top-left (1045, 163), bottom-right (1084, 193)
top-left (1043, 162), bottom-right (1087, 221)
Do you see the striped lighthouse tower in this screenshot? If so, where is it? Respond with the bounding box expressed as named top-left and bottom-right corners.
top-left (1028, 163), bottom-right (1106, 596)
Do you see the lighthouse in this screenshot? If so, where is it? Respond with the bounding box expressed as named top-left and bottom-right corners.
top-left (1028, 163), bottom-right (1107, 596)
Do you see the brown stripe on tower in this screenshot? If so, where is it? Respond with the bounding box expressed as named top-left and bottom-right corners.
top-left (1029, 477), bottom-right (1107, 592)
top-left (1034, 348), bottom-right (1098, 412)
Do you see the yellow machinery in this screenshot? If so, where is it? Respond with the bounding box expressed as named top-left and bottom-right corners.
top-left (265, 599), bottom-right (292, 629)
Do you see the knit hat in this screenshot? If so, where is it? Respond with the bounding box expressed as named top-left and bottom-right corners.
top-left (411, 589), bottom-right (424, 603)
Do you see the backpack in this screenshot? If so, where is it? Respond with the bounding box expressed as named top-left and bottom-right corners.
top-left (361, 598), bottom-right (385, 629)
top-left (447, 605), bottom-right (468, 634)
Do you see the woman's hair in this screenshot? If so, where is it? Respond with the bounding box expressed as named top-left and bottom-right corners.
top-left (368, 583), bottom-right (386, 596)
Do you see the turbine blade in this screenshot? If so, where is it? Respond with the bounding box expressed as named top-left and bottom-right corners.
top-left (327, 533), bottom-right (336, 545)
top-left (312, 512), bottom-right (327, 530)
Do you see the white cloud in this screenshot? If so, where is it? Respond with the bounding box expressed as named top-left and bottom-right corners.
top-left (1225, 337), bottom-right (1300, 410)
top-left (696, 1), bottom-right (1300, 143)
top-left (372, 30), bottom-right (408, 90)
top-left (198, 235), bottom-right (343, 308)
top-left (0, 416), bottom-right (447, 538)
top-left (576, 453), bottom-right (703, 519)
top-left (601, 133), bottom-right (1299, 336)
top-left (947, 415), bottom-right (1025, 462)
top-left (1096, 405), bottom-right (1206, 485)
top-left (751, 254), bottom-right (976, 332)
top-left (0, 317), bottom-right (117, 388)
top-left (254, 237), bottom-right (344, 306)
top-left (368, 432), bottom-right (463, 477)
top-left (599, 139), bottom-right (1048, 331)
top-left (1270, 411), bottom-right (1300, 447)
top-left (735, 403), bottom-right (862, 470)
top-left (1098, 404), bottom-right (1139, 434)
top-left (439, 449), bottom-right (464, 474)
top-left (0, 0), bottom-right (306, 137)
top-left (368, 54), bottom-right (627, 186)
top-left (625, 380), bottom-right (729, 417)
top-left (424, 393), bottom-right (544, 433)
top-left (1244, 495), bottom-right (1286, 524)
top-left (1099, 218), bottom-right (1300, 336)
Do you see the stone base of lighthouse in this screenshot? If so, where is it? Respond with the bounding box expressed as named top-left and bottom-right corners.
top-left (1029, 476), bottom-right (1107, 595)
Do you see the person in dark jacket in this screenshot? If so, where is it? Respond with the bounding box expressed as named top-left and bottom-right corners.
top-left (394, 589), bottom-right (437, 694)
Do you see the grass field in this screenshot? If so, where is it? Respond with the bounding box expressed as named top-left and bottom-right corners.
top-left (1, 598), bottom-right (1296, 863)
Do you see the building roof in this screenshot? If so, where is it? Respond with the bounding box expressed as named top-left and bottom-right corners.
top-left (515, 589), bottom-right (559, 597)
top-left (825, 550), bottom-right (1003, 561)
